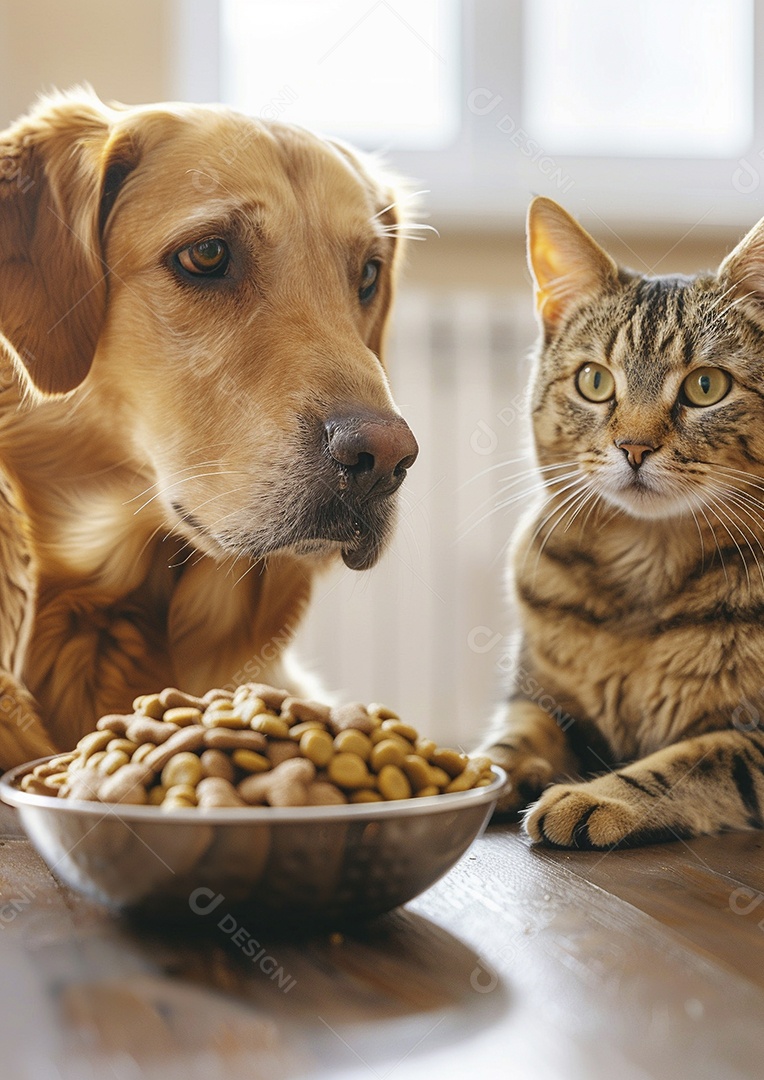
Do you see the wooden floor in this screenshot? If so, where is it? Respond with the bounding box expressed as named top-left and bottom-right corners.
top-left (0, 802), bottom-right (762, 1080)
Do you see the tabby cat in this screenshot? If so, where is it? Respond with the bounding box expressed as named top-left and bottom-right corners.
top-left (482, 196), bottom-right (764, 848)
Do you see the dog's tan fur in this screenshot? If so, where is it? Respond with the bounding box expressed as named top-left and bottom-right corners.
top-left (0, 90), bottom-right (411, 766)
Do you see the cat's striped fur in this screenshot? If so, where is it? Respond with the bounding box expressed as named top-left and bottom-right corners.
top-left (482, 197), bottom-right (764, 848)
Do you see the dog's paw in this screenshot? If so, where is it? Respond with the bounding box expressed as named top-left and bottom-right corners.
top-left (488, 746), bottom-right (557, 815)
top-left (524, 782), bottom-right (641, 849)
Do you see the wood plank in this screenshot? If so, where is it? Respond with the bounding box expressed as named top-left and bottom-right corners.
top-left (0, 808), bottom-right (763, 1079)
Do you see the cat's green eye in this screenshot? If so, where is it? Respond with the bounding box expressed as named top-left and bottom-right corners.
top-left (576, 363), bottom-right (616, 403)
top-left (681, 367), bottom-right (731, 408)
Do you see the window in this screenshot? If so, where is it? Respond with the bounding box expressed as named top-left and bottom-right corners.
top-left (174, 0), bottom-right (764, 229)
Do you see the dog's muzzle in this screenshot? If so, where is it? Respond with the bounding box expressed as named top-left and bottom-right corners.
top-left (325, 413), bottom-right (418, 498)
top-left (323, 411), bottom-right (418, 569)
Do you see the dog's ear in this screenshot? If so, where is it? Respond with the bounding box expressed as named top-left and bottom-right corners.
top-left (0, 89), bottom-right (135, 395)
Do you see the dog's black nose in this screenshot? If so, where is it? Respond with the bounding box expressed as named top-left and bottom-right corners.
top-left (326, 413), bottom-right (419, 496)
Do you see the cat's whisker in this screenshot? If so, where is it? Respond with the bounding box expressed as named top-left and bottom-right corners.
top-left (460, 457), bottom-right (575, 487)
top-left (457, 469), bottom-right (582, 539)
top-left (523, 479), bottom-right (590, 575)
top-left (702, 493), bottom-right (754, 589)
top-left (707, 486), bottom-right (764, 587)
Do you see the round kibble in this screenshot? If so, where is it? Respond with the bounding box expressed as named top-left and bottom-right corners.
top-left (377, 764), bottom-right (411, 801)
top-left (327, 751), bottom-right (372, 790)
top-left (35, 682), bottom-right (494, 809)
top-left (288, 720), bottom-right (327, 740)
top-left (99, 749), bottom-right (131, 775)
top-left (334, 729), bottom-right (372, 760)
top-left (370, 738), bottom-right (406, 771)
top-left (161, 752), bottom-right (204, 789)
top-left (232, 749), bottom-right (271, 774)
top-left (133, 694), bottom-right (165, 720)
top-left (76, 730), bottom-right (114, 760)
top-left (300, 728), bottom-right (334, 767)
top-left (381, 719), bottom-right (419, 742)
top-left (349, 790), bottom-right (383, 803)
top-left (252, 716), bottom-right (290, 739)
top-left (401, 754), bottom-right (431, 791)
top-left (430, 748), bottom-right (469, 778)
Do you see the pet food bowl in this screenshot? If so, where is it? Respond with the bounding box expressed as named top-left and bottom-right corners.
top-left (0, 759), bottom-right (507, 923)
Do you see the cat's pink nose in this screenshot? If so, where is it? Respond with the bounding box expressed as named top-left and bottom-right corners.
top-left (615, 440), bottom-right (657, 470)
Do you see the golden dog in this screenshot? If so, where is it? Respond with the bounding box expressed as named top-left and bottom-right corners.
top-left (0, 89), bottom-right (417, 767)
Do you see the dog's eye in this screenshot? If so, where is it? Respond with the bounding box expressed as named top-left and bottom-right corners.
top-left (358, 260), bottom-right (380, 304)
top-left (176, 238), bottom-right (230, 277)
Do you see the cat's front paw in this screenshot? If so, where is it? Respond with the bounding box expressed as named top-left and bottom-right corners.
top-left (524, 782), bottom-right (641, 849)
top-left (487, 745), bottom-right (557, 814)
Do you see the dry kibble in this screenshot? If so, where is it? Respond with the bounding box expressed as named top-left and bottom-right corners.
top-left (367, 703), bottom-right (399, 721)
top-left (288, 720), bottom-right (327, 740)
top-left (20, 774), bottom-right (58, 796)
top-left (349, 790), bottom-right (383, 803)
top-left (242, 683), bottom-right (289, 711)
top-left (161, 752), bottom-right (204, 789)
top-left (126, 716), bottom-right (179, 746)
top-left (35, 682), bottom-right (493, 809)
top-left (199, 748), bottom-right (236, 782)
top-left (132, 742), bottom-right (157, 764)
top-left (328, 752), bottom-right (372, 790)
top-left (239, 757), bottom-right (315, 806)
top-left (300, 728), bottom-right (335, 767)
top-left (106, 738), bottom-right (139, 756)
top-left (376, 764), bottom-right (412, 801)
top-left (203, 728), bottom-right (267, 753)
top-left (202, 710), bottom-right (248, 730)
top-left (333, 729), bottom-right (372, 760)
top-left (370, 738), bottom-right (406, 771)
top-left (266, 740), bottom-right (302, 766)
top-left (159, 687), bottom-right (205, 710)
top-left (202, 688), bottom-right (234, 704)
top-left (98, 763), bottom-right (150, 804)
top-left (76, 730), bottom-right (114, 760)
top-left (430, 748), bottom-right (469, 778)
top-left (232, 748), bottom-right (271, 774)
top-left (197, 776), bottom-right (246, 808)
top-left (281, 698), bottom-right (331, 724)
top-left (98, 749), bottom-right (131, 775)
top-left (133, 694), bottom-right (165, 720)
top-left (328, 702), bottom-right (374, 735)
top-left (415, 738), bottom-right (437, 760)
top-left (162, 707), bottom-right (203, 727)
top-left (381, 719), bottom-right (419, 742)
top-left (401, 754), bottom-right (432, 792)
top-left (306, 781), bottom-right (347, 805)
top-left (96, 714), bottom-right (131, 735)
top-left (251, 715), bottom-right (290, 739)
top-left (142, 726), bottom-right (206, 772)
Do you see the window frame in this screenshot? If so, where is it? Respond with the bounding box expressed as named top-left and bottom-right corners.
top-left (172, 0), bottom-right (764, 230)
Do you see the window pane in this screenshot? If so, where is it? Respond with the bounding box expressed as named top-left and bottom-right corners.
top-left (220, 0), bottom-right (460, 149)
top-left (523, 0), bottom-right (753, 157)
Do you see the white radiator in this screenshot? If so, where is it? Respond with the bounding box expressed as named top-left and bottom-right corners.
top-left (295, 289), bottom-right (538, 748)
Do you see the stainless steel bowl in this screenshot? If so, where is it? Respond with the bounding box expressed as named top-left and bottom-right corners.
top-left (0, 759), bottom-right (507, 923)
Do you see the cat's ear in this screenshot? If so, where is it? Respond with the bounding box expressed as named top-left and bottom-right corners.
top-left (527, 197), bottom-right (619, 333)
top-left (718, 216), bottom-right (764, 300)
